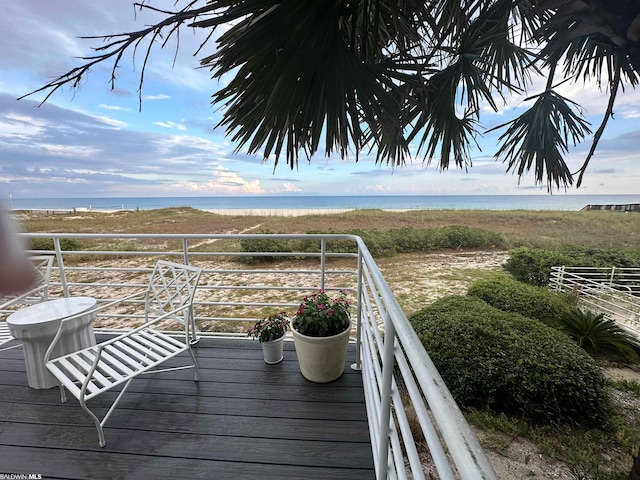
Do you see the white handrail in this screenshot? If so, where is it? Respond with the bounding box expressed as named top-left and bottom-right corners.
top-left (17, 231), bottom-right (498, 479)
top-left (550, 266), bottom-right (640, 330)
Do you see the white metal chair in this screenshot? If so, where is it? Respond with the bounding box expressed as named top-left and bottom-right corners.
top-left (44, 260), bottom-right (203, 447)
top-left (0, 322), bottom-right (15, 352)
top-left (0, 255), bottom-right (54, 352)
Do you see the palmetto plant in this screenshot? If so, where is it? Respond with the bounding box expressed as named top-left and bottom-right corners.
top-left (557, 308), bottom-right (640, 361)
top-left (22, 0), bottom-right (640, 190)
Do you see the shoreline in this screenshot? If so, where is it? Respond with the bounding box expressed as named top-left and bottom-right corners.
top-left (8, 194), bottom-right (640, 215)
top-left (13, 205), bottom-right (640, 217)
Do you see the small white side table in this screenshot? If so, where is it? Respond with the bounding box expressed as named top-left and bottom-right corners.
top-left (7, 296), bottom-right (97, 389)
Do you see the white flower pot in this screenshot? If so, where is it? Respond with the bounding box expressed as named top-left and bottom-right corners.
top-left (261, 336), bottom-right (285, 364)
top-left (291, 325), bottom-right (351, 383)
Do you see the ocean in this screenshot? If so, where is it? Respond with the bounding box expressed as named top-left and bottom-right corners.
top-left (6, 194), bottom-right (640, 213)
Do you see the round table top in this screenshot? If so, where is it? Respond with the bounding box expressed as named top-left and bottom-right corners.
top-left (7, 296), bottom-right (96, 327)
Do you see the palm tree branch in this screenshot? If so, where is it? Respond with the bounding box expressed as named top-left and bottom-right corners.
top-left (489, 90), bottom-right (592, 190)
top-left (575, 57), bottom-right (622, 187)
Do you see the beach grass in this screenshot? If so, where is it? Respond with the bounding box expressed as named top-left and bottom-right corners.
top-left (17, 207), bottom-right (640, 250)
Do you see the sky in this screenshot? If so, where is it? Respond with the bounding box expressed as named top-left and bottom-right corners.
top-left (1, 1), bottom-right (639, 200)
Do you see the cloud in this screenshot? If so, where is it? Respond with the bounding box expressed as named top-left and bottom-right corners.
top-left (276, 182), bottom-right (303, 193)
top-left (179, 166), bottom-right (267, 194)
top-left (0, 93), bottom-right (264, 197)
top-left (154, 121), bottom-right (187, 131)
top-left (90, 115), bottom-right (128, 128)
top-left (99, 104), bottom-right (132, 112)
top-left (364, 184), bottom-right (394, 193)
top-left (1, 1), bottom-right (638, 196)
top-left (143, 94), bottom-right (171, 101)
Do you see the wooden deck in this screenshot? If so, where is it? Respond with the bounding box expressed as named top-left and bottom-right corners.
top-left (0, 335), bottom-right (374, 479)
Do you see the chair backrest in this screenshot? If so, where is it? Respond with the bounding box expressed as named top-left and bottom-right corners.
top-left (144, 261), bottom-right (202, 325)
top-left (0, 255), bottom-right (54, 310)
top-left (27, 255), bottom-right (54, 303)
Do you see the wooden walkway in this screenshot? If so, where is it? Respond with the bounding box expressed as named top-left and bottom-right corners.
top-left (0, 335), bottom-right (374, 479)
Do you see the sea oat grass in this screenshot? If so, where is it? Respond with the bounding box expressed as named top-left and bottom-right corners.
top-left (19, 208), bottom-right (640, 250)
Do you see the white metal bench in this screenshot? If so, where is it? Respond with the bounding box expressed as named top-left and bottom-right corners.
top-left (0, 255), bottom-right (54, 352)
top-left (44, 260), bottom-right (203, 447)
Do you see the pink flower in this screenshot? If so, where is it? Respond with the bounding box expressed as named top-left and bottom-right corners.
top-left (317, 304), bottom-right (326, 309)
top-left (327, 309), bottom-right (333, 315)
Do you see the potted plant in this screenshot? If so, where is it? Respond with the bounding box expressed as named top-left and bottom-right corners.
top-left (291, 289), bottom-right (352, 383)
top-left (246, 312), bottom-right (289, 364)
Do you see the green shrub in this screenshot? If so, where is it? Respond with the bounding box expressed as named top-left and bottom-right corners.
top-left (240, 226), bottom-right (506, 260)
top-left (389, 227), bottom-right (442, 253)
top-left (503, 246), bottom-right (566, 286)
top-left (505, 246), bottom-right (640, 287)
top-left (355, 230), bottom-right (397, 257)
top-left (438, 225), bottom-right (506, 250)
top-left (557, 308), bottom-right (640, 361)
top-left (29, 237), bottom-right (82, 251)
top-left (556, 245), bottom-right (640, 269)
top-left (466, 275), bottom-right (575, 323)
top-left (409, 296), bottom-right (611, 426)
top-left (239, 233), bottom-right (291, 263)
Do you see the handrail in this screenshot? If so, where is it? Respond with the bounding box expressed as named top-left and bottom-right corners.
top-left (16, 231), bottom-right (498, 479)
top-left (550, 266), bottom-right (640, 295)
top-left (550, 266), bottom-right (640, 331)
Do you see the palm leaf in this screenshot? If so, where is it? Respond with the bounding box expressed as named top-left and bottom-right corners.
top-left (489, 90), bottom-right (591, 190)
top-left (558, 308), bottom-right (640, 360)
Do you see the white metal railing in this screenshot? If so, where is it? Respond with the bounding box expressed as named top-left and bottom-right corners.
top-left (550, 266), bottom-right (640, 295)
top-left (7, 232), bottom-right (497, 479)
top-left (550, 266), bottom-right (640, 329)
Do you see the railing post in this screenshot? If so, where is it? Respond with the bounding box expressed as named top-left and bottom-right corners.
top-left (182, 238), bottom-right (189, 265)
top-left (555, 265), bottom-right (565, 291)
top-left (376, 315), bottom-right (395, 480)
top-left (53, 237), bottom-right (70, 297)
top-left (610, 266), bottom-right (616, 287)
top-left (351, 248), bottom-right (363, 371)
top-left (320, 238), bottom-right (326, 291)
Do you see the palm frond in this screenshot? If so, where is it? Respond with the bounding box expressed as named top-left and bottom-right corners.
top-left (557, 308), bottom-right (640, 360)
top-left (490, 90), bottom-right (592, 190)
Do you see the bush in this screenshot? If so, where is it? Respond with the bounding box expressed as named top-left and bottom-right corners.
top-left (341, 229), bottom-right (396, 257)
top-left (437, 225), bottom-right (506, 250)
top-left (388, 227), bottom-right (438, 253)
top-left (504, 245), bottom-right (640, 287)
top-left (503, 246), bottom-right (565, 286)
top-left (239, 232), bottom-right (291, 263)
top-left (29, 237), bottom-right (82, 251)
top-left (557, 308), bottom-right (640, 361)
top-left (240, 226), bottom-right (506, 260)
top-left (556, 245), bottom-right (640, 269)
top-left (466, 275), bottom-right (575, 324)
top-left (409, 296), bottom-right (611, 426)
top-left (357, 226), bottom-right (506, 256)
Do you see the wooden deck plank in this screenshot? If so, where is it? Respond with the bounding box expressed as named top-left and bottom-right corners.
top-left (0, 423), bottom-right (373, 468)
top-left (0, 336), bottom-right (375, 479)
top-left (0, 446), bottom-right (373, 480)
top-left (0, 403), bottom-right (371, 441)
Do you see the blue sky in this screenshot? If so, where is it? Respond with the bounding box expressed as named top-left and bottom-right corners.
top-left (1, 0), bottom-right (639, 200)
